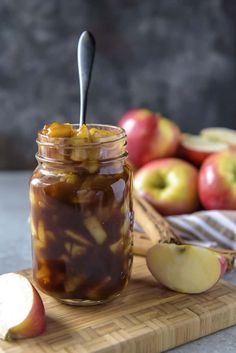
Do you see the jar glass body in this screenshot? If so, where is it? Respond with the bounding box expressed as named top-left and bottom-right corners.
top-left (29, 124), bottom-right (133, 305)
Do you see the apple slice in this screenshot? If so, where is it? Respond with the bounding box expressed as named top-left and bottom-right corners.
top-left (146, 243), bottom-right (227, 294)
top-left (0, 273), bottom-right (46, 341)
top-left (179, 134), bottom-right (228, 166)
top-left (201, 127), bottom-right (236, 147)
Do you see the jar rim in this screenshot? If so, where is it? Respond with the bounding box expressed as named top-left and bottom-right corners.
top-left (37, 123), bottom-right (126, 147)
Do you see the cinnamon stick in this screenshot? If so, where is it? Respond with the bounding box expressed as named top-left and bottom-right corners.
top-left (133, 193), bottom-right (182, 245)
top-left (133, 193), bottom-right (236, 272)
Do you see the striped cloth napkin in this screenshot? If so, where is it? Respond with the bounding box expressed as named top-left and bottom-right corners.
top-left (167, 211), bottom-right (236, 251)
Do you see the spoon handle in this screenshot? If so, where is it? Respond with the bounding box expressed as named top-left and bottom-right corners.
top-left (77, 31), bottom-right (96, 126)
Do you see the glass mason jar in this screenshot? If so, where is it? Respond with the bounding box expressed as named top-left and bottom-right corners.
top-left (29, 124), bottom-right (133, 305)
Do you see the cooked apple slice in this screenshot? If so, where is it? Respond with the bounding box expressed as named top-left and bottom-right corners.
top-left (109, 239), bottom-right (124, 254)
top-left (146, 243), bottom-right (227, 294)
top-left (0, 273), bottom-right (46, 340)
top-left (179, 133), bottom-right (227, 166)
top-left (64, 275), bottom-right (85, 293)
top-left (84, 215), bottom-right (107, 244)
top-left (86, 276), bottom-right (112, 300)
top-left (201, 127), bottom-right (236, 147)
top-left (65, 229), bottom-right (92, 246)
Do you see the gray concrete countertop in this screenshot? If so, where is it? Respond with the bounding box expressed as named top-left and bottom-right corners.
top-left (0, 171), bottom-right (236, 352)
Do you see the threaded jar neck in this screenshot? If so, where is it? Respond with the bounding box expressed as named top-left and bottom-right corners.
top-left (36, 124), bottom-right (127, 165)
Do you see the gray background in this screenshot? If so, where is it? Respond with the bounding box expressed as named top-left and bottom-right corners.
top-left (0, 0), bottom-right (236, 169)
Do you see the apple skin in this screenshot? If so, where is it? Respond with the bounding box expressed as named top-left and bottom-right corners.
top-left (7, 285), bottom-right (46, 340)
top-left (134, 158), bottom-right (199, 216)
top-left (146, 243), bottom-right (227, 294)
top-left (0, 273), bottom-right (46, 341)
top-left (149, 115), bottom-right (181, 159)
top-left (199, 149), bottom-right (236, 210)
top-left (179, 145), bottom-right (211, 167)
top-left (219, 255), bottom-right (228, 275)
top-left (178, 134), bottom-right (228, 167)
top-left (118, 110), bottom-right (181, 168)
top-left (118, 109), bottom-right (159, 168)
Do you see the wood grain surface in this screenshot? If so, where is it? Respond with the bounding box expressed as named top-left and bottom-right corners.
top-left (1, 256), bottom-right (236, 353)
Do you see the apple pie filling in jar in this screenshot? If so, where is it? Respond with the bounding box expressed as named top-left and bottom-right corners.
top-left (29, 123), bottom-right (133, 305)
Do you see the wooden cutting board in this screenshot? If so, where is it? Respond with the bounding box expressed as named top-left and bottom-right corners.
top-left (2, 256), bottom-right (236, 353)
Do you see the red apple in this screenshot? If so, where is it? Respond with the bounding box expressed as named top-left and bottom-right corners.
top-left (118, 109), bottom-right (159, 168)
top-left (134, 158), bottom-right (199, 216)
top-left (150, 115), bottom-right (181, 159)
top-left (118, 109), bottom-right (181, 168)
top-left (179, 134), bottom-right (228, 166)
top-left (0, 273), bottom-right (46, 340)
top-left (199, 149), bottom-right (236, 210)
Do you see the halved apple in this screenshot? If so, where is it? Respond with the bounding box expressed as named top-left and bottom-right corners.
top-left (201, 127), bottom-right (236, 147)
top-left (146, 243), bottom-right (227, 294)
top-left (179, 133), bottom-right (228, 166)
top-left (0, 273), bottom-right (46, 340)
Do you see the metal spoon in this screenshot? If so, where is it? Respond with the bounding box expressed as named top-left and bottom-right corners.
top-left (77, 31), bottom-right (96, 126)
